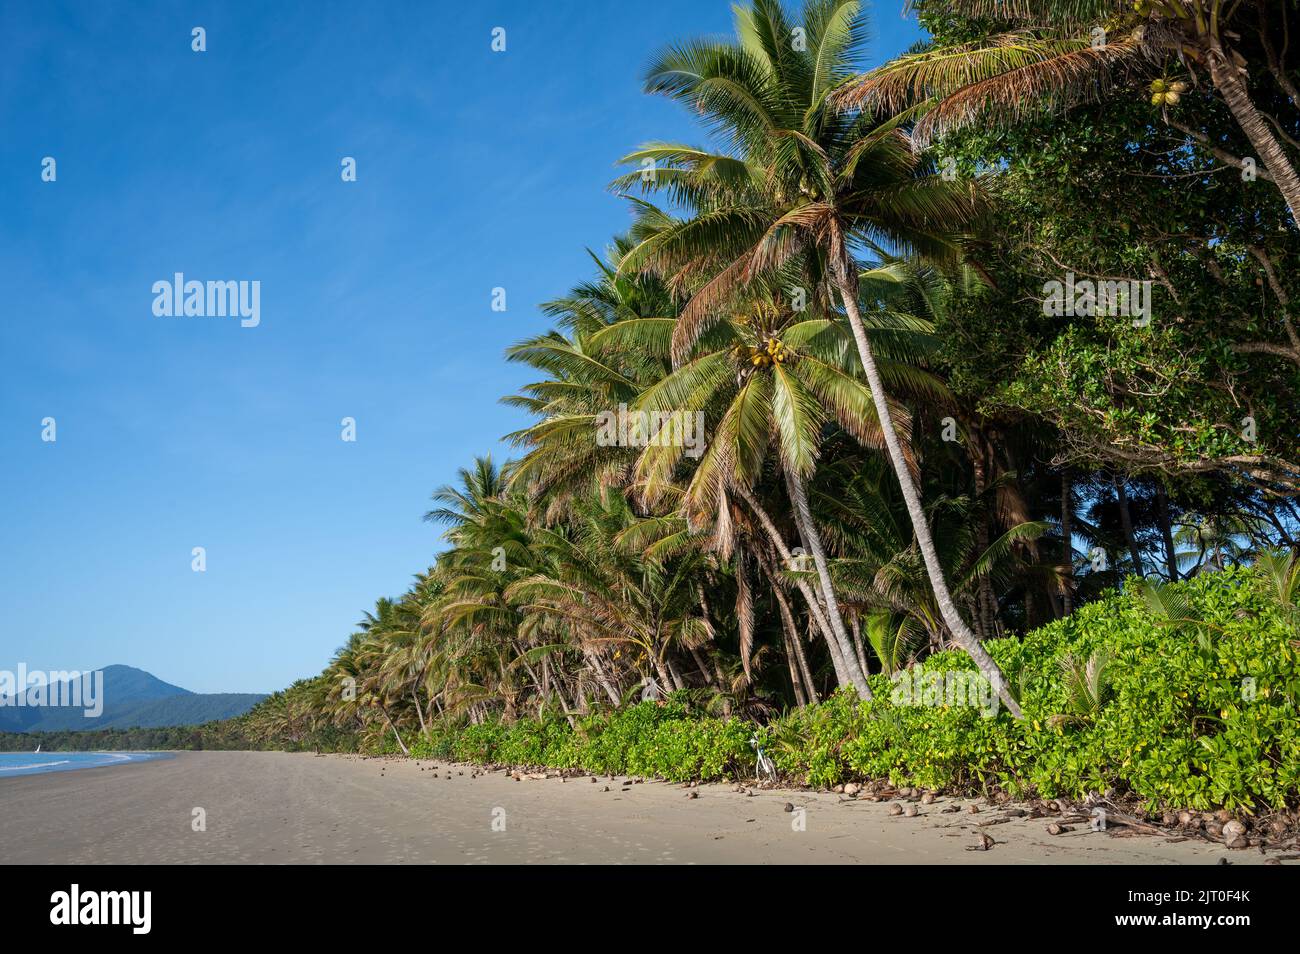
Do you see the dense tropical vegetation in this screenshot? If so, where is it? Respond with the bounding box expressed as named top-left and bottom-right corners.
top-left (30, 0), bottom-right (1300, 814)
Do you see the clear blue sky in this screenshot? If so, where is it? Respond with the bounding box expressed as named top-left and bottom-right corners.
top-left (0, 1), bottom-right (923, 694)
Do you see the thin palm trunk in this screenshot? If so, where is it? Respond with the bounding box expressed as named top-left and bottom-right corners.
top-left (758, 542), bottom-right (821, 704)
top-left (1207, 42), bottom-right (1300, 225)
top-left (784, 467), bottom-right (873, 697)
top-left (849, 613), bottom-right (868, 679)
top-left (969, 429), bottom-right (996, 637)
top-left (836, 274), bottom-right (1021, 717)
top-left (792, 619), bottom-right (820, 703)
top-left (734, 483), bottom-right (856, 689)
top-left (584, 649), bottom-right (622, 705)
top-left (1156, 485), bottom-right (1178, 583)
top-left (411, 689), bottom-right (427, 737)
top-left (760, 550), bottom-right (810, 706)
top-left (689, 645), bottom-right (716, 685)
top-left (1115, 479), bottom-right (1145, 576)
top-left (378, 704), bottom-right (410, 756)
top-left (1061, 470), bottom-right (1075, 614)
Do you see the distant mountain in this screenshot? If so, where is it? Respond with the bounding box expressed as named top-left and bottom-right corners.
top-left (0, 665), bottom-right (266, 732)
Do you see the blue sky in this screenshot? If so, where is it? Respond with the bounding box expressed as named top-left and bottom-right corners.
top-left (0, 1), bottom-right (923, 694)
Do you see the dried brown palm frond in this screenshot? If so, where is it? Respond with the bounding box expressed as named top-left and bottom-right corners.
top-left (834, 31), bottom-right (1148, 148)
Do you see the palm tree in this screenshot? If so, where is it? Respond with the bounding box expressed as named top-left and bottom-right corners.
top-left (616, 0), bottom-right (1021, 713)
top-left (507, 489), bottom-right (712, 697)
top-left (612, 283), bottom-right (948, 695)
top-left (817, 455), bottom-right (1051, 654)
top-left (1173, 512), bottom-right (1265, 575)
top-left (834, 1), bottom-right (1300, 226)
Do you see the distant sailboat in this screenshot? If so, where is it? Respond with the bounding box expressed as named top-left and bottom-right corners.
top-left (35, 744), bottom-right (41, 753)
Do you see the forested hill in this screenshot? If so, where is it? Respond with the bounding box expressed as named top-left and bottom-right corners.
top-left (0, 665), bottom-right (266, 733)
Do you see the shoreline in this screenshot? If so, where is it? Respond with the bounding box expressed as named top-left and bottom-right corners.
top-left (0, 750), bottom-right (1289, 864)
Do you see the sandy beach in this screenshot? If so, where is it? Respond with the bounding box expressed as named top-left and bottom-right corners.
top-left (0, 751), bottom-right (1282, 865)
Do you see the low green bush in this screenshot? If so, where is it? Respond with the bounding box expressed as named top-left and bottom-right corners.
top-left (394, 569), bottom-right (1300, 812)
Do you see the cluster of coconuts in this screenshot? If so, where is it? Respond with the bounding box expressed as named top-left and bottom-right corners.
top-left (1150, 77), bottom-right (1189, 105)
top-left (749, 337), bottom-right (788, 367)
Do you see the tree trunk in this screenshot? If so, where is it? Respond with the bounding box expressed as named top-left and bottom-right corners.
top-left (758, 543), bottom-right (822, 704)
top-left (411, 690), bottom-right (427, 737)
top-left (1156, 484), bottom-right (1179, 582)
top-left (1115, 479), bottom-right (1145, 577)
top-left (849, 613), bottom-right (869, 679)
top-left (666, 656), bottom-right (687, 692)
top-left (1207, 41), bottom-right (1300, 226)
top-left (836, 273), bottom-right (1022, 717)
top-left (760, 548), bottom-right (812, 706)
top-left (968, 428), bottom-right (997, 638)
top-left (1061, 470), bottom-right (1075, 614)
top-left (733, 483), bottom-right (858, 690)
top-left (777, 609), bottom-right (809, 707)
top-left (584, 650), bottom-right (622, 706)
top-left (378, 705), bottom-right (410, 756)
top-left (784, 467), bottom-right (873, 697)
top-left (689, 646), bottom-right (716, 685)
top-left (793, 619), bottom-right (820, 704)
top-left (650, 648), bottom-right (674, 697)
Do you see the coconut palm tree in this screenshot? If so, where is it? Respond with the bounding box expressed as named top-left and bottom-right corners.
top-left (609, 281), bottom-right (952, 696)
top-left (507, 489), bottom-right (712, 696)
top-left (833, 0), bottom-right (1300, 226)
top-left (615, 0), bottom-right (1022, 713)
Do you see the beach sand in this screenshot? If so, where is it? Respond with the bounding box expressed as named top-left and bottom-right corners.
top-left (0, 751), bottom-right (1281, 864)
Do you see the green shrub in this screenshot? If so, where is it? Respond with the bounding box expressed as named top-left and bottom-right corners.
top-left (397, 570), bottom-right (1300, 811)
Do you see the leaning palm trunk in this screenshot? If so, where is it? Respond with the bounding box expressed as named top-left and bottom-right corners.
top-left (835, 272), bottom-right (1021, 717)
top-left (411, 689), bottom-right (427, 737)
top-left (734, 483), bottom-right (863, 693)
top-left (763, 550), bottom-right (820, 704)
top-left (378, 704), bottom-right (410, 756)
top-left (1207, 41), bottom-right (1300, 226)
top-left (784, 468), bottom-right (873, 697)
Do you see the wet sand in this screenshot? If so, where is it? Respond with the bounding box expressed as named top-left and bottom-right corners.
top-left (0, 751), bottom-right (1278, 864)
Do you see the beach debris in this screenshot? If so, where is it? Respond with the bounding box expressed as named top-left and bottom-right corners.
top-left (783, 802), bottom-right (794, 813)
top-left (920, 792), bottom-right (935, 805)
top-left (966, 804), bottom-right (980, 814)
top-left (888, 803), bottom-right (904, 816)
top-left (1046, 823), bottom-right (1074, 835)
top-left (843, 782), bottom-right (861, 797)
top-left (1222, 820), bottom-right (1248, 849)
top-left (967, 833), bottom-right (996, 852)
top-left (603, 786), bottom-right (610, 792)
top-left (903, 805), bottom-right (919, 818)
top-left (687, 791), bottom-right (699, 799)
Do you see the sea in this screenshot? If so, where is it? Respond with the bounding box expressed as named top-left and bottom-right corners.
top-left (0, 751), bottom-right (170, 778)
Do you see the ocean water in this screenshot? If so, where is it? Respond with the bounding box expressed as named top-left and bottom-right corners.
top-left (0, 751), bottom-right (170, 778)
